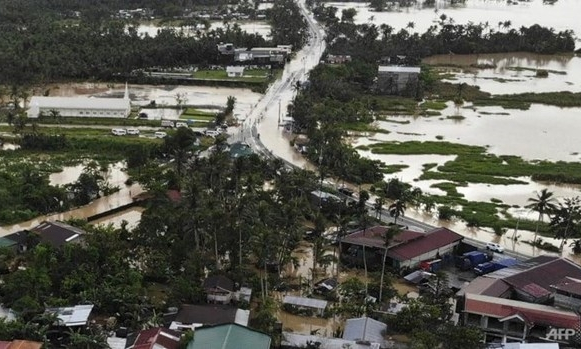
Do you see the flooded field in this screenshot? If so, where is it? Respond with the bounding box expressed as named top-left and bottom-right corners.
top-left (424, 53), bottom-right (581, 94)
top-left (49, 161), bottom-right (129, 187)
top-left (136, 20), bottom-right (271, 39)
top-left (327, 0), bottom-right (581, 48)
top-left (90, 206), bottom-right (144, 230)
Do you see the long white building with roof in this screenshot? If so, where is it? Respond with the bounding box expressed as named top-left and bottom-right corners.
top-left (27, 84), bottom-right (131, 118)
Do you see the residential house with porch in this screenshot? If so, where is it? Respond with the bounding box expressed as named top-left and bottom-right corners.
top-left (203, 275), bottom-right (235, 304)
top-left (457, 256), bottom-right (581, 345)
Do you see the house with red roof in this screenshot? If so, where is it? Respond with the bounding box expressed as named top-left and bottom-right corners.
top-left (125, 327), bottom-right (181, 349)
top-left (0, 341), bottom-right (42, 349)
top-left (341, 226), bottom-right (463, 270)
top-left (458, 256), bottom-right (581, 344)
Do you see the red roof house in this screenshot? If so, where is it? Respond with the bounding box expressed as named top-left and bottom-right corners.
top-left (127, 328), bottom-right (181, 349)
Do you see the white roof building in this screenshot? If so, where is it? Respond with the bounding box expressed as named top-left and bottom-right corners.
top-left (343, 317), bottom-right (388, 344)
top-left (45, 304), bottom-right (94, 327)
top-left (378, 66), bottom-right (421, 74)
top-left (27, 84), bottom-right (131, 118)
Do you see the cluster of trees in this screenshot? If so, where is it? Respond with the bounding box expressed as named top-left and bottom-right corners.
top-left (0, 0), bottom-right (308, 89)
top-left (313, 6), bottom-right (575, 64)
top-left (289, 63), bottom-right (386, 184)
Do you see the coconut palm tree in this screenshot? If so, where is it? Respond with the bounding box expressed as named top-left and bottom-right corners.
top-left (374, 195), bottom-right (385, 220)
top-left (388, 199), bottom-right (407, 225)
top-left (525, 189), bottom-right (557, 242)
top-left (379, 225), bottom-right (400, 302)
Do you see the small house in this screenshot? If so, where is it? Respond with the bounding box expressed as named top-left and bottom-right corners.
top-left (282, 296), bottom-right (328, 317)
top-left (125, 327), bottom-right (180, 349)
top-left (343, 317), bottom-right (388, 345)
top-left (168, 304), bottom-right (249, 331)
top-left (0, 221), bottom-right (86, 253)
top-left (203, 275), bottom-right (235, 304)
top-left (45, 304), bottom-right (94, 327)
top-left (226, 66), bottom-right (245, 77)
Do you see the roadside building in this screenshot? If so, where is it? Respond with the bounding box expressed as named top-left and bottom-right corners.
top-left (45, 304), bottom-right (94, 327)
top-left (376, 66), bottom-right (421, 95)
top-left (343, 317), bottom-right (388, 345)
top-left (226, 66), bottom-right (245, 77)
top-left (283, 296), bottom-right (328, 317)
top-left (341, 226), bottom-right (463, 270)
top-left (326, 54), bottom-right (352, 64)
top-left (457, 256), bottom-right (581, 344)
top-left (27, 84), bottom-right (131, 118)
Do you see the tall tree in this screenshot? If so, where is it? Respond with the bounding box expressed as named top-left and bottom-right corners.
top-left (525, 189), bottom-right (557, 242)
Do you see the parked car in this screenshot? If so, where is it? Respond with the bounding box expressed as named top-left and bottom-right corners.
top-left (138, 112), bottom-right (148, 118)
top-left (154, 131), bottom-right (167, 139)
top-left (161, 120), bottom-right (175, 128)
top-left (175, 122), bottom-right (188, 128)
top-left (126, 128), bottom-right (140, 135)
top-left (111, 128), bottom-right (127, 136)
top-left (338, 187), bottom-right (354, 197)
top-left (486, 242), bottom-right (504, 253)
top-left (204, 130), bottom-right (220, 137)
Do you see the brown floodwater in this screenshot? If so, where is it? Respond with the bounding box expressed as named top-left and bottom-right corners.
top-left (90, 206), bottom-right (145, 230)
top-left (423, 53), bottom-right (581, 94)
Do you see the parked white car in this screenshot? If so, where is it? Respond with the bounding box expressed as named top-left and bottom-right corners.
top-left (175, 122), bottom-right (188, 128)
top-left (204, 130), bottom-right (220, 137)
top-left (111, 128), bottom-right (127, 136)
top-left (486, 242), bottom-right (504, 253)
top-left (126, 128), bottom-right (140, 135)
top-left (154, 131), bottom-right (167, 139)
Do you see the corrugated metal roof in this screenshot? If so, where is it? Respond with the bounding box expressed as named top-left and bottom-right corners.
top-left (342, 226), bottom-right (423, 249)
top-left (378, 66), bottom-right (421, 74)
top-left (499, 343), bottom-right (559, 349)
top-left (29, 96), bottom-right (130, 110)
top-left (503, 257), bottom-right (581, 292)
top-left (551, 276), bottom-right (581, 296)
top-left (282, 332), bottom-right (382, 349)
top-left (187, 324), bottom-right (271, 349)
top-left (343, 317), bottom-right (387, 343)
top-left (387, 227), bottom-right (463, 261)
top-left (283, 296), bottom-right (328, 310)
top-left (45, 304), bottom-right (93, 326)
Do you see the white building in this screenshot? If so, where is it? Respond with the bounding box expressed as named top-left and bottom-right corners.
top-left (226, 66), bottom-right (245, 77)
top-left (27, 84), bottom-right (131, 118)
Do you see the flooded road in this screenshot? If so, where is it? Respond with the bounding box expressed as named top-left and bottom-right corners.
top-left (136, 21), bottom-right (271, 39)
top-left (327, 0), bottom-right (581, 48)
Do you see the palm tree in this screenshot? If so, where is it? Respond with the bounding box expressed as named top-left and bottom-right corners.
top-left (388, 199), bottom-right (407, 225)
top-left (525, 189), bottom-right (557, 242)
top-left (379, 225), bottom-right (400, 302)
top-left (374, 195), bottom-right (385, 220)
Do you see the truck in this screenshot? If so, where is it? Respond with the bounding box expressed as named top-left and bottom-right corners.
top-left (420, 259), bottom-right (442, 273)
top-left (474, 258), bottom-right (518, 276)
top-left (457, 251), bottom-right (490, 271)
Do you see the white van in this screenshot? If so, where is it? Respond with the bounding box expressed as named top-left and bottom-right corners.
top-left (161, 120), bottom-right (175, 128)
top-left (204, 130), bottom-right (220, 137)
top-left (111, 128), bottom-right (127, 136)
top-left (175, 122), bottom-right (188, 128)
top-left (126, 128), bottom-right (140, 135)
top-left (154, 131), bottom-right (167, 139)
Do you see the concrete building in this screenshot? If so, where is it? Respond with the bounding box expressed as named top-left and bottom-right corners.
top-left (377, 66), bottom-right (421, 94)
top-left (457, 256), bottom-right (581, 345)
top-left (27, 84), bottom-right (131, 118)
top-left (226, 66), bottom-right (245, 77)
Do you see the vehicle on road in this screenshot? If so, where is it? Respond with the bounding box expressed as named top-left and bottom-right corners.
top-left (204, 130), bottom-right (220, 137)
top-left (154, 131), bottom-right (167, 139)
top-left (126, 128), bottom-right (140, 135)
top-left (111, 128), bottom-right (127, 136)
top-left (175, 122), bottom-right (188, 128)
top-left (486, 242), bottom-right (504, 253)
top-left (161, 120), bottom-right (175, 128)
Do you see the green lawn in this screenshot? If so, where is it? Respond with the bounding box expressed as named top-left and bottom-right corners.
top-left (192, 68), bottom-right (271, 82)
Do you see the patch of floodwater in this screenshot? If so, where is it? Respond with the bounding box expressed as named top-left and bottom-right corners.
top-left (90, 206), bottom-right (144, 230)
top-left (327, 0), bottom-right (581, 49)
top-left (277, 310), bottom-right (339, 336)
top-left (136, 21), bottom-right (271, 39)
top-left (457, 180), bottom-right (581, 208)
top-left (286, 240), bottom-right (337, 282)
top-left (371, 103), bottom-right (581, 162)
top-left (49, 161), bottom-right (129, 188)
top-left (138, 108), bottom-right (182, 120)
top-left (424, 53), bottom-right (581, 94)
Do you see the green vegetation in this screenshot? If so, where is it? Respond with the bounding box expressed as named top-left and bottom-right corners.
top-left (420, 100), bottom-right (448, 110)
top-left (192, 68), bottom-right (271, 83)
top-left (380, 164), bottom-right (409, 174)
top-left (365, 141), bottom-right (483, 155)
top-left (341, 122), bottom-right (391, 134)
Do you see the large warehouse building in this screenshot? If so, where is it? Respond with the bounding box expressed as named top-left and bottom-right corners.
top-left (27, 85), bottom-right (131, 118)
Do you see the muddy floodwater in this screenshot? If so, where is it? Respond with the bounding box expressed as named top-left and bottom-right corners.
top-left (136, 21), bottom-right (271, 39)
top-left (90, 206), bottom-right (144, 230)
top-left (327, 0), bottom-right (581, 48)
